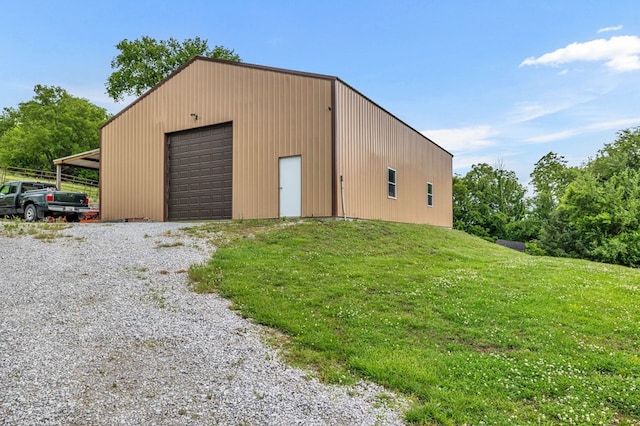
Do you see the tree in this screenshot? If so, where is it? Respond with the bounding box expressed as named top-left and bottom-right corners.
top-left (530, 152), bottom-right (578, 207)
top-left (542, 169), bottom-right (640, 266)
top-left (525, 152), bottom-right (580, 244)
top-left (540, 128), bottom-right (640, 267)
top-left (106, 36), bottom-right (241, 102)
top-left (0, 107), bottom-right (18, 138)
top-left (0, 85), bottom-right (109, 173)
top-left (589, 127), bottom-right (640, 180)
top-left (453, 163), bottom-right (527, 241)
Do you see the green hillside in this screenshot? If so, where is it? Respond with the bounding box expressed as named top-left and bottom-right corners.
top-left (188, 219), bottom-right (640, 425)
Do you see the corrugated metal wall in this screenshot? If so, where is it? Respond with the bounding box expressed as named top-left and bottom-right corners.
top-left (101, 58), bottom-right (453, 226)
top-left (334, 81), bottom-right (453, 227)
top-left (100, 59), bottom-right (334, 221)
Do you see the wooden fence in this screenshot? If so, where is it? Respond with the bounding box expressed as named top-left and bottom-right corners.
top-left (0, 165), bottom-right (99, 203)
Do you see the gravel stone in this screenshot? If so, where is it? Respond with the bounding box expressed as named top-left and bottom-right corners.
top-left (0, 222), bottom-right (406, 425)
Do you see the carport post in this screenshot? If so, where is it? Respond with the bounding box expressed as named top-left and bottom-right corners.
top-left (56, 164), bottom-right (62, 190)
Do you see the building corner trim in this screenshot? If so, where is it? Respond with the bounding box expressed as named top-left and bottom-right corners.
top-left (331, 79), bottom-right (338, 217)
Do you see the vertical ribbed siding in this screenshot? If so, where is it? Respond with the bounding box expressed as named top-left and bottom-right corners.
top-left (100, 101), bottom-right (166, 221)
top-left (335, 81), bottom-right (453, 227)
top-left (101, 60), bottom-right (333, 221)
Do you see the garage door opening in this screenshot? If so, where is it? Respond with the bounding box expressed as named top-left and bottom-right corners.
top-left (167, 122), bottom-right (233, 221)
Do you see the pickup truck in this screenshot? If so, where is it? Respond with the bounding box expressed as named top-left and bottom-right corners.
top-left (0, 181), bottom-right (90, 222)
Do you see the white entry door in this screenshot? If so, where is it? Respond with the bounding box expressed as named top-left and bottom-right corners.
top-left (279, 156), bottom-right (301, 217)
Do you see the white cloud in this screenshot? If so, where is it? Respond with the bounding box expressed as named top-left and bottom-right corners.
top-left (520, 35), bottom-right (640, 72)
top-left (511, 101), bottom-right (573, 123)
top-left (526, 117), bottom-right (640, 143)
top-left (598, 25), bottom-right (623, 34)
top-left (510, 95), bottom-right (597, 123)
top-left (605, 55), bottom-right (640, 71)
top-left (526, 128), bottom-right (580, 144)
top-left (421, 126), bottom-right (497, 153)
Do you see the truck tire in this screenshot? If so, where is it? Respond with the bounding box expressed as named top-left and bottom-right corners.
top-left (24, 204), bottom-right (38, 222)
top-left (66, 213), bottom-right (80, 223)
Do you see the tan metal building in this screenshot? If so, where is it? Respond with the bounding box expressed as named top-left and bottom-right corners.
top-left (100, 57), bottom-right (453, 226)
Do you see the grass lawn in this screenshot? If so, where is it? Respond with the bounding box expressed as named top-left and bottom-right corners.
top-left (0, 220), bottom-right (71, 241)
top-left (187, 219), bottom-right (640, 425)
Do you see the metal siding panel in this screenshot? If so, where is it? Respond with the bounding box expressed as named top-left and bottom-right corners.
top-left (101, 59), bottom-right (333, 221)
top-left (100, 101), bottom-right (166, 221)
top-left (335, 82), bottom-right (453, 227)
top-left (103, 58), bottom-right (453, 225)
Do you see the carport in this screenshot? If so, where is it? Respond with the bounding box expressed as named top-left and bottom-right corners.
top-left (53, 148), bottom-right (101, 220)
top-left (52, 148), bottom-right (100, 189)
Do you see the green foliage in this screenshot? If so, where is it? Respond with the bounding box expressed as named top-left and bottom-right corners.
top-left (543, 168), bottom-right (640, 266)
top-left (453, 163), bottom-right (526, 241)
top-left (0, 85), bottom-right (109, 172)
top-left (524, 240), bottom-right (546, 256)
top-left (503, 215), bottom-right (541, 243)
top-left (540, 128), bottom-right (640, 267)
top-left (590, 127), bottom-right (640, 180)
top-left (106, 36), bottom-right (241, 101)
top-left (530, 152), bottom-right (578, 203)
top-left (454, 129), bottom-right (640, 268)
top-left (189, 219), bottom-right (640, 425)
top-left (529, 152), bottom-right (579, 224)
top-left (0, 107), bottom-right (18, 138)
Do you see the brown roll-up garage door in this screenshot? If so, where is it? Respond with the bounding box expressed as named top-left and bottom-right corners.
top-left (167, 122), bottom-right (232, 220)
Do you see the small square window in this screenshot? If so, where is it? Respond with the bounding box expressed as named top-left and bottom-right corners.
top-left (427, 182), bottom-right (434, 207)
top-left (388, 168), bottom-right (397, 199)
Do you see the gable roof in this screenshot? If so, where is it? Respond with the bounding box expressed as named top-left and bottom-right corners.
top-left (101, 56), bottom-right (338, 129)
top-left (101, 56), bottom-right (452, 158)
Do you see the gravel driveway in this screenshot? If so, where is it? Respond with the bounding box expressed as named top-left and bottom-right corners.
top-left (0, 222), bottom-right (405, 425)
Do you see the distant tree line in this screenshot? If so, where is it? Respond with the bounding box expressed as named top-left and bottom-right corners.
top-left (454, 127), bottom-right (640, 268)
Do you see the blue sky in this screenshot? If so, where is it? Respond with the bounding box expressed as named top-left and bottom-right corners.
top-left (2, 0), bottom-right (640, 184)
